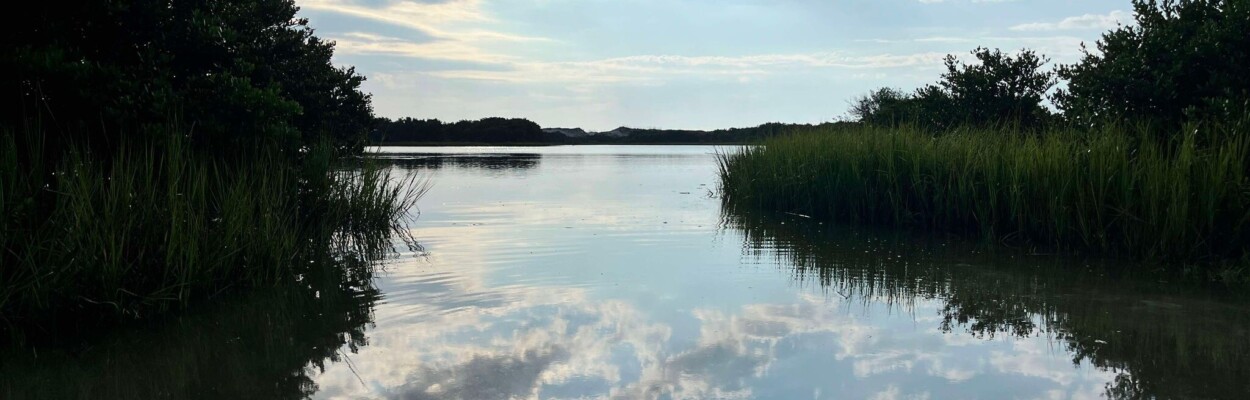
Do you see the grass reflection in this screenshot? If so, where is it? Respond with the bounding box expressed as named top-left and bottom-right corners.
top-left (1, 256), bottom-right (380, 399)
top-left (0, 171), bottom-right (416, 399)
top-left (722, 208), bottom-right (1250, 399)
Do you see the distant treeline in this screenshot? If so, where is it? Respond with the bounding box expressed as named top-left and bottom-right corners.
top-left (372, 117), bottom-right (546, 144)
top-left (576, 123), bottom-right (844, 144)
top-left (372, 117), bottom-right (843, 145)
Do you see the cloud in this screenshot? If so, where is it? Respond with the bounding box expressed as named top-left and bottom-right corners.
top-left (851, 35), bottom-right (1089, 64)
top-left (331, 32), bottom-right (519, 64)
top-left (386, 346), bottom-right (571, 399)
top-left (920, 0), bottom-right (1020, 3)
top-left (332, 36), bottom-right (951, 86)
top-left (306, 244), bottom-right (1119, 400)
top-left (1010, 10), bottom-right (1132, 31)
top-left (304, 0), bottom-right (552, 67)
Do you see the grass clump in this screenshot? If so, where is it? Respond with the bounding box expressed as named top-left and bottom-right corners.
top-left (0, 125), bottom-right (424, 342)
top-left (717, 122), bottom-right (1250, 268)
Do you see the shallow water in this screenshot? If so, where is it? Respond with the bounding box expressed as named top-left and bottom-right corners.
top-left (5, 145), bottom-right (1249, 399)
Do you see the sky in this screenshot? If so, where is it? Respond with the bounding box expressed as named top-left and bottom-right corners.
top-left (297, 0), bottom-right (1135, 131)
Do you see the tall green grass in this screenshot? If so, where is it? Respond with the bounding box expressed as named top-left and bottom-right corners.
top-left (0, 126), bottom-right (424, 340)
top-left (718, 122), bottom-right (1250, 267)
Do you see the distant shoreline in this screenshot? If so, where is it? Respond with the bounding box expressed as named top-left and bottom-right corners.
top-left (369, 142), bottom-right (751, 147)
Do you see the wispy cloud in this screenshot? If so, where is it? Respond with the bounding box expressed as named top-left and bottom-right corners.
top-left (337, 39), bottom-right (950, 85)
top-left (305, 0), bottom-right (1128, 128)
top-left (1010, 10), bottom-right (1132, 31)
top-left (303, 0), bottom-right (551, 60)
top-left (331, 32), bottom-right (519, 64)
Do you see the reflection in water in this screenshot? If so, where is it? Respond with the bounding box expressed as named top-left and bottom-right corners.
top-left (1, 204), bottom-right (399, 400)
top-left (723, 209), bottom-right (1250, 399)
top-left (7, 146), bottom-right (1248, 399)
top-left (318, 146), bottom-right (1250, 399)
top-left (374, 153), bottom-right (542, 172)
top-left (1, 269), bottom-right (379, 399)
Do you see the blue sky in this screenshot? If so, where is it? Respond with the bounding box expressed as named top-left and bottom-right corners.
top-left (298, 0), bottom-right (1133, 130)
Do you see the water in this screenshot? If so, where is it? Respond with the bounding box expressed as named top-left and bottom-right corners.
top-left (5, 145), bottom-right (1248, 399)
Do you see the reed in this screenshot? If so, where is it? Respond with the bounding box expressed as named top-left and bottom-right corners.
top-left (717, 122), bottom-right (1250, 268)
top-left (0, 125), bottom-right (424, 340)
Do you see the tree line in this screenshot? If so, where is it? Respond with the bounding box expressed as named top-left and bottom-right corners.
top-left (373, 117), bottom-right (548, 144)
top-left (372, 117), bottom-right (848, 145)
top-left (849, 0), bottom-right (1248, 135)
top-left (1, 0), bottom-right (413, 337)
top-left (3, 0), bottom-right (373, 155)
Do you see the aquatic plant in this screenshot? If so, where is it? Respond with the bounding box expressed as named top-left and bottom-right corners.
top-left (0, 125), bottom-right (425, 341)
top-left (717, 121), bottom-right (1250, 268)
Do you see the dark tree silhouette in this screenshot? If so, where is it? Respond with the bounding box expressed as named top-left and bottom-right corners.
top-left (850, 48), bottom-right (1055, 131)
top-left (1056, 0), bottom-right (1250, 131)
top-left (2, 0), bottom-right (373, 154)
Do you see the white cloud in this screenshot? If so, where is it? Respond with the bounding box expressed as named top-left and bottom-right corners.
top-left (330, 33), bottom-right (950, 86)
top-left (1010, 10), bottom-right (1133, 31)
top-left (332, 32), bottom-right (520, 64)
top-left (304, 0), bottom-right (552, 67)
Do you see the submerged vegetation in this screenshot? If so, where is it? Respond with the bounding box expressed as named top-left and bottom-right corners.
top-left (721, 0), bottom-right (1250, 274)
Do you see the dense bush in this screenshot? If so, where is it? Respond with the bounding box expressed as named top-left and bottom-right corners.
top-left (0, 0), bottom-right (417, 339)
top-left (1, 0), bottom-right (372, 154)
top-left (1056, 0), bottom-right (1250, 129)
top-left (850, 48), bottom-right (1055, 130)
top-left (852, 1), bottom-right (1248, 134)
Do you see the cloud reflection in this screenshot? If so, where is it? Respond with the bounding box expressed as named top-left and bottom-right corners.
top-left (310, 148), bottom-right (1129, 399)
top-left (311, 256), bottom-right (1112, 399)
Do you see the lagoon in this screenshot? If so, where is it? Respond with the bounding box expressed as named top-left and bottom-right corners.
top-left (5, 145), bottom-right (1248, 399)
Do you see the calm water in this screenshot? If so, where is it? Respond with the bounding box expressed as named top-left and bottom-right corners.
top-left (5, 145), bottom-right (1249, 399)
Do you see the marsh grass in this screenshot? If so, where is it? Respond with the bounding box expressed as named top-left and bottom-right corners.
top-left (717, 122), bottom-right (1250, 269)
top-left (0, 126), bottom-right (424, 341)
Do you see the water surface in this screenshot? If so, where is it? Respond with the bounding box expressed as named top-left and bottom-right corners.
top-left (5, 145), bottom-right (1248, 399)
top-left (344, 146), bottom-right (1249, 399)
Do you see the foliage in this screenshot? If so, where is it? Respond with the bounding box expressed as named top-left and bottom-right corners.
top-left (848, 87), bottom-right (913, 126)
top-left (371, 119), bottom-right (839, 145)
top-left (850, 48), bottom-right (1055, 130)
top-left (0, 0), bottom-right (373, 153)
top-left (0, 125), bottom-right (423, 340)
top-left (1056, 0), bottom-right (1250, 130)
top-left (373, 117), bottom-right (548, 144)
top-left (600, 123), bottom-right (831, 144)
top-left (938, 48), bottom-right (1056, 128)
top-left (718, 122), bottom-right (1250, 265)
